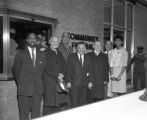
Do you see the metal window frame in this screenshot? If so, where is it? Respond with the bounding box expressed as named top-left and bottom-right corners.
top-left (0, 8), bottom-right (58, 80)
top-left (104, 0), bottom-right (135, 86)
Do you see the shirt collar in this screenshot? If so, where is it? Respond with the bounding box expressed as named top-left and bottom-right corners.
top-left (28, 46), bottom-right (36, 51)
top-left (77, 53), bottom-right (84, 57)
top-left (50, 46), bottom-right (57, 53)
top-left (94, 50), bottom-right (100, 55)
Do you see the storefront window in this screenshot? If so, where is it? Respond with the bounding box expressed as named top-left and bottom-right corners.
top-left (104, 0), bottom-right (135, 86)
top-left (104, 24), bottom-right (111, 42)
top-left (127, 4), bottom-right (133, 29)
top-left (104, 0), bottom-right (111, 23)
top-left (0, 16), bottom-right (3, 73)
top-left (113, 0), bottom-right (125, 27)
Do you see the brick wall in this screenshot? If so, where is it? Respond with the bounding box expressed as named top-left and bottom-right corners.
top-left (7, 0), bottom-right (104, 41)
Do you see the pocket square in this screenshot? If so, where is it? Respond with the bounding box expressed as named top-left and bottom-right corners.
top-left (87, 72), bottom-right (89, 77)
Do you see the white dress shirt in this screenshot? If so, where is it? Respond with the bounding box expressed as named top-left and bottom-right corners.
top-left (77, 53), bottom-right (84, 66)
top-left (28, 46), bottom-right (36, 63)
top-left (94, 50), bottom-right (100, 56)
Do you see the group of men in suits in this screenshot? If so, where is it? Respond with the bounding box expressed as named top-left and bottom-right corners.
top-left (12, 32), bottom-right (110, 120)
top-left (66, 41), bottom-right (109, 107)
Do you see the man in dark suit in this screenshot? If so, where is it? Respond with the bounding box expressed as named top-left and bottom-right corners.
top-left (127, 46), bottom-right (146, 91)
top-left (58, 32), bottom-right (73, 62)
top-left (13, 33), bottom-right (46, 120)
top-left (88, 41), bottom-right (109, 102)
top-left (66, 42), bottom-right (92, 107)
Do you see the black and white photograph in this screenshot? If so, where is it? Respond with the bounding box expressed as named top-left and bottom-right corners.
top-left (0, 0), bottom-right (147, 120)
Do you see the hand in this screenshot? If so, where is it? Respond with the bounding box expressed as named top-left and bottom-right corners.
top-left (111, 76), bottom-right (116, 81)
top-left (67, 82), bottom-right (71, 88)
top-left (88, 82), bottom-right (93, 90)
top-left (58, 73), bottom-right (64, 80)
top-left (40, 47), bottom-right (45, 51)
top-left (86, 72), bottom-right (90, 77)
top-left (116, 76), bottom-right (121, 81)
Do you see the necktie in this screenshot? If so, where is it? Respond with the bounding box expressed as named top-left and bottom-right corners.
top-left (32, 48), bottom-right (35, 67)
top-left (80, 54), bottom-right (83, 66)
top-left (66, 46), bottom-right (70, 54)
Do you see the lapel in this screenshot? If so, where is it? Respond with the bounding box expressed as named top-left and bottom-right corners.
top-left (25, 47), bottom-right (40, 69)
top-left (24, 47), bottom-right (34, 68)
top-left (93, 51), bottom-right (102, 57)
top-left (98, 52), bottom-right (103, 57)
top-left (35, 48), bottom-right (40, 69)
top-left (63, 44), bottom-right (69, 54)
top-left (82, 54), bottom-right (86, 68)
top-left (75, 53), bottom-right (87, 69)
top-left (75, 53), bottom-right (82, 68)
top-left (69, 46), bottom-right (73, 54)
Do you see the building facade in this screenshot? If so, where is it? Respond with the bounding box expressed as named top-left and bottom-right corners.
top-left (0, 0), bottom-right (147, 120)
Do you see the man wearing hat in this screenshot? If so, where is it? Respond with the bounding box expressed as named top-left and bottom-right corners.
top-left (127, 46), bottom-right (146, 91)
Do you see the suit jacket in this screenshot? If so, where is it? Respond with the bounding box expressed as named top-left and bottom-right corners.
top-left (66, 53), bottom-right (92, 87)
top-left (88, 51), bottom-right (109, 98)
top-left (43, 47), bottom-right (67, 106)
top-left (128, 54), bottom-right (146, 73)
top-left (12, 47), bottom-right (46, 96)
top-left (58, 43), bottom-right (73, 62)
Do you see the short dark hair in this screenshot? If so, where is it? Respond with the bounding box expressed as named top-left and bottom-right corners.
top-left (114, 35), bottom-right (124, 46)
top-left (26, 32), bottom-right (36, 39)
top-left (114, 35), bottom-right (123, 42)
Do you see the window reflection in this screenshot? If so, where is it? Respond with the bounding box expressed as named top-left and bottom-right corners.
top-left (113, 0), bottom-right (125, 27)
top-left (127, 4), bottom-right (133, 29)
top-left (104, 0), bottom-right (111, 23)
top-left (104, 24), bottom-right (111, 45)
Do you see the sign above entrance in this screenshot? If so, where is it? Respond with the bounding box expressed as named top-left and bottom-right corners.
top-left (67, 32), bottom-right (98, 42)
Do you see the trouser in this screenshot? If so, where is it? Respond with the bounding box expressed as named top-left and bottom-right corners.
top-left (133, 72), bottom-right (146, 91)
top-left (42, 103), bottom-right (69, 116)
top-left (18, 94), bottom-right (42, 120)
top-left (91, 98), bottom-right (104, 102)
top-left (69, 87), bottom-right (87, 108)
top-left (43, 106), bottom-right (60, 116)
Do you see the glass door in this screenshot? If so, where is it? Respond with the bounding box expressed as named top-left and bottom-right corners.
top-left (8, 17), bottom-right (52, 77)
